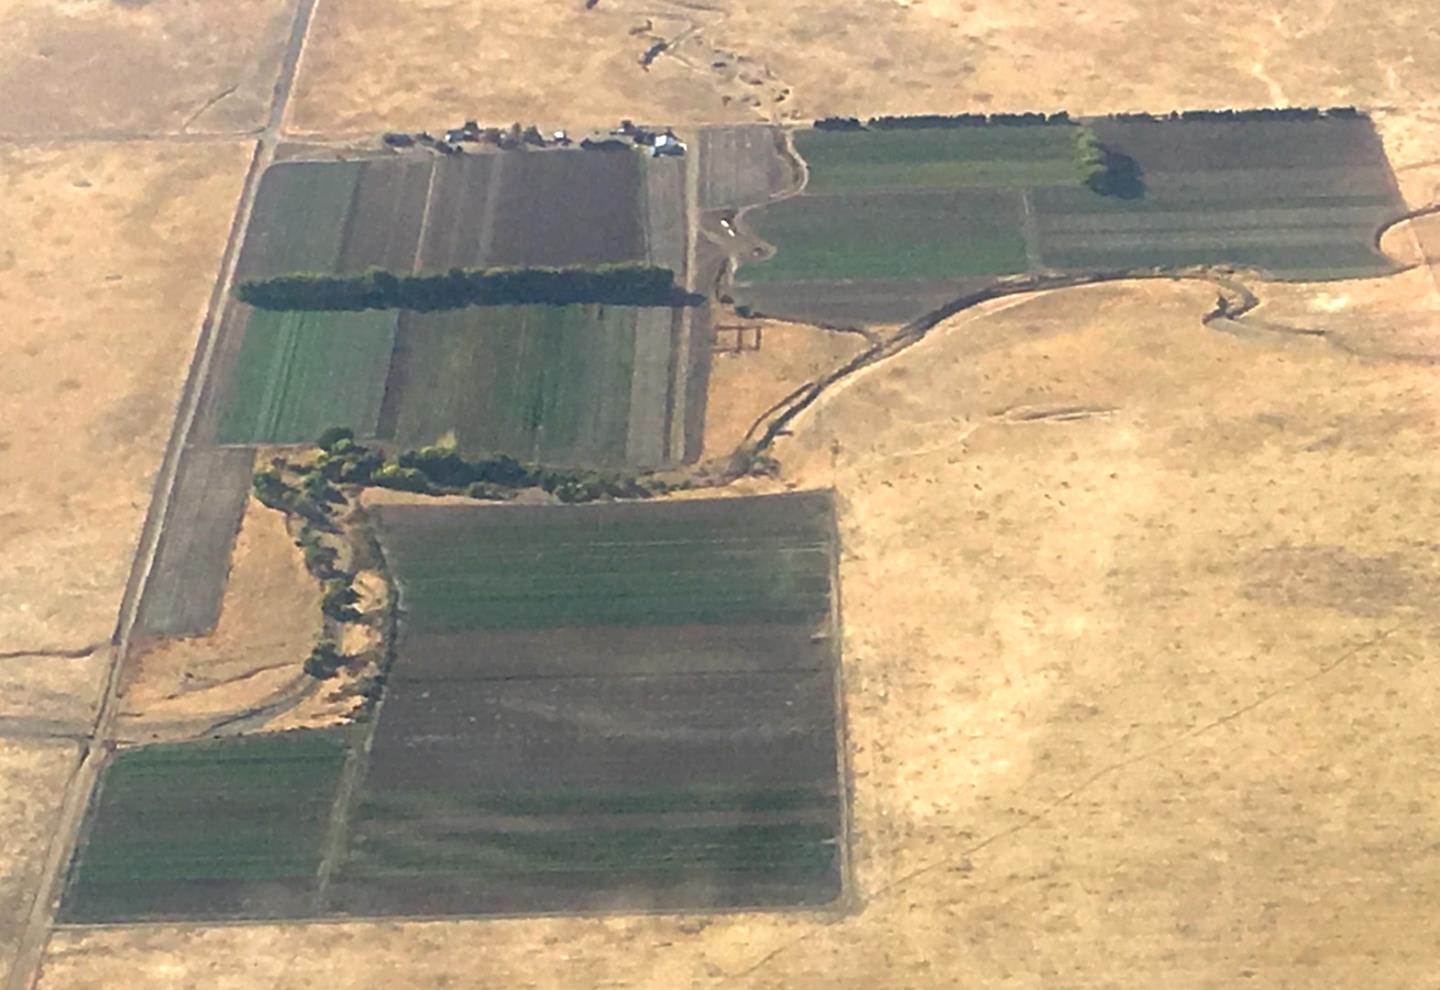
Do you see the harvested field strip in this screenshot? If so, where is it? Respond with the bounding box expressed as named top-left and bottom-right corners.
top-left (795, 125), bottom-right (1082, 192)
top-left (60, 733), bottom-right (348, 922)
top-left (235, 162), bottom-right (361, 278)
top-left (742, 189), bottom-right (1029, 284)
top-left (416, 155), bottom-right (500, 270)
top-left (217, 308), bottom-right (398, 444)
top-left (383, 305), bottom-right (643, 467)
top-left (357, 782), bottom-right (837, 818)
top-left (489, 149), bottom-right (645, 267)
top-left (133, 446), bottom-right (255, 639)
top-left (337, 159), bottom-right (433, 274)
top-left (344, 822), bottom-right (836, 876)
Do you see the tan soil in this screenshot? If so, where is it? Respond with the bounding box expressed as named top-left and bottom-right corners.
top-left (0, 740), bottom-right (78, 987)
top-left (290, 0), bottom-right (1440, 133)
top-left (115, 495), bottom-right (319, 737)
top-left (700, 318), bottom-right (869, 461)
top-left (0, 141), bottom-right (252, 655)
top-left (0, 0), bottom-right (298, 135)
top-left (39, 272), bottom-right (1440, 988)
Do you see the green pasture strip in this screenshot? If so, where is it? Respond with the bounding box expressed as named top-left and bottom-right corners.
top-left (357, 782), bottom-right (837, 820)
top-left (796, 126), bottom-right (1083, 192)
top-left (741, 189), bottom-right (1029, 284)
top-left (62, 734), bottom-right (347, 917)
top-left (388, 305), bottom-right (638, 468)
top-left (384, 527), bottom-right (833, 632)
top-left (250, 162), bottom-right (361, 274)
top-left (217, 308), bottom-right (398, 444)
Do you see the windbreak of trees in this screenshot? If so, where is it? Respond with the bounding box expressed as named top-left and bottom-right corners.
top-left (236, 264), bottom-right (692, 311)
top-left (815, 106), bottom-right (1366, 131)
top-left (815, 112), bottom-right (1072, 130)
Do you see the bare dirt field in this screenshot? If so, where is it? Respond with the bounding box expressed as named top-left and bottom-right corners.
top-left (290, 0), bottom-right (1440, 135)
top-left (0, 0), bottom-right (298, 136)
top-left (39, 270), bottom-right (1440, 988)
top-left (0, 141), bottom-right (252, 656)
top-left (115, 495), bottom-right (320, 742)
top-left (0, 741), bottom-right (78, 988)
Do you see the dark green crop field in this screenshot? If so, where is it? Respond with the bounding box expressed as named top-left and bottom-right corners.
top-left (216, 307), bottom-right (398, 444)
top-left (60, 733), bottom-right (348, 923)
top-left (743, 189), bottom-right (1028, 284)
top-left (731, 116), bottom-right (1406, 326)
top-left (377, 494), bottom-right (835, 633)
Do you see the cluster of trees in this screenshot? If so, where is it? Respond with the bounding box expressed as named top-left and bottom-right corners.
top-left (1074, 128), bottom-right (1145, 199)
top-left (308, 427), bottom-right (666, 504)
top-left (236, 264), bottom-right (692, 312)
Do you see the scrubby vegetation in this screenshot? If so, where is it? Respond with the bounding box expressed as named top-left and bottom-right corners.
top-left (236, 264), bottom-right (691, 312)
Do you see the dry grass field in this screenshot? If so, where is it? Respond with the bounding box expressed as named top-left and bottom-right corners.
top-left (0, 0), bottom-right (299, 136)
top-left (700, 318), bottom-right (870, 460)
top-left (289, 0), bottom-right (1440, 135)
top-left (0, 742), bottom-right (78, 983)
top-left (37, 271), bottom-right (1440, 988)
top-left (0, 142), bottom-right (251, 655)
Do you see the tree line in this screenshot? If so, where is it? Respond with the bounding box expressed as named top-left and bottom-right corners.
top-left (236, 264), bottom-right (694, 311)
top-left (814, 106), bottom-right (1366, 131)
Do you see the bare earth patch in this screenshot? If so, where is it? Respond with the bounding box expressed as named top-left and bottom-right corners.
top-left (0, 0), bottom-right (298, 135)
top-left (38, 274), bottom-right (1440, 988)
top-left (115, 495), bottom-right (320, 741)
top-left (0, 141), bottom-right (252, 654)
top-left (700, 317), bottom-right (869, 460)
top-left (0, 740), bottom-right (78, 987)
top-left (290, 0), bottom-right (1440, 133)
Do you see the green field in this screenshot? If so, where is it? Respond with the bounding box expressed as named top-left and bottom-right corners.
top-left (217, 308), bottom-right (398, 444)
top-left (796, 126), bottom-right (1084, 192)
top-left (61, 733), bottom-right (348, 922)
top-left (743, 189), bottom-right (1029, 284)
top-left (382, 305), bottom-right (654, 468)
top-left (381, 499), bottom-right (834, 632)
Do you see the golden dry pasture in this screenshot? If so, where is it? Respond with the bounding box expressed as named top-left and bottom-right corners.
top-left (0, 141), bottom-right (252, 656)
top-left (0, 0), bottom-right (300, 136)
top-left (37, 270), bottom-right (1440, 989)
top-left (290, 0), bottom-right (1440, 135)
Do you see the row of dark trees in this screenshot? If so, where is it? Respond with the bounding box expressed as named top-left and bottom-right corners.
top-left (814, 106), bottom-right (1365, 131)
top-left (236, 264), bottom-right (693, 312)
top-left (815, 111), bottom-right (1073, 131)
